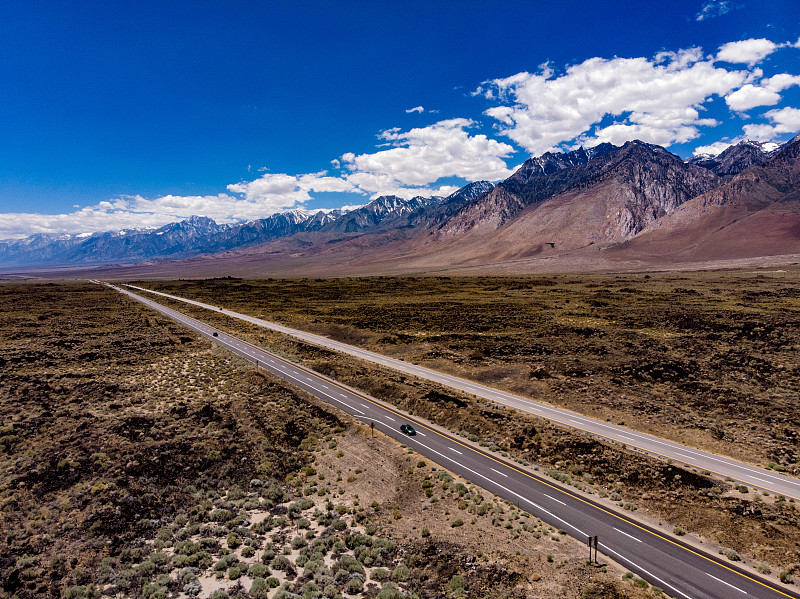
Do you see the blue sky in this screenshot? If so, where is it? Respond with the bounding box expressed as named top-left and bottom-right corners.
top-left (1, 0), bottom-right (799, 238)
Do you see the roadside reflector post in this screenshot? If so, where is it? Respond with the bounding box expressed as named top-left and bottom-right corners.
top-left (588, 536), bottom-right (592, 563)
top-left (371, 422), bottom-right (374, 438)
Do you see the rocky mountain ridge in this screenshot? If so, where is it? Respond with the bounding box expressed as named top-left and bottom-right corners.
top-left (436, 141), bottom-right (721, 240)
top-left (1, 136), bottom-right (798, 272)
top-left (687, 140), bottom-right (779, 177)
top-left (0, 183), bottom-right (492, 267)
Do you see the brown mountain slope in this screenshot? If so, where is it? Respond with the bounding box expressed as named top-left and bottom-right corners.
top-left (436, 141), bottom-right (720, 240)
top-left (615, 134), bottom-right (800, 262)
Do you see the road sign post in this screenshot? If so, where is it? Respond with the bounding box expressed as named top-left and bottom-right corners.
top-left (588, 535), bottom-right (598, 563)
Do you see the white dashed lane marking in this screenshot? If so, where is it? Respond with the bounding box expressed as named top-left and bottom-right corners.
top-left (613, 527), bottom-right (642, 543)
top-left (706, 573), bottom-right (746, 594)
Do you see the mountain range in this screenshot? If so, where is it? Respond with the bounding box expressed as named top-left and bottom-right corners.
top-left (1, 136), bottom-right (798, 276)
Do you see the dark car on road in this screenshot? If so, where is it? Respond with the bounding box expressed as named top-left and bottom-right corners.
top-left (400, 424), bottom-right (416, 436)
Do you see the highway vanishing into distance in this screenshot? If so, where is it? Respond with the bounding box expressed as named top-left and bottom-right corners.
top-left (102, 281), bottom-right (800, 599)
top-left (123, 283), bottom-right (800, 503)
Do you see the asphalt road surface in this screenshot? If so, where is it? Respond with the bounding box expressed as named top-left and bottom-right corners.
top-left (104, 282), bottom-right (800, 599)
top-left (123, 284), bottom-right (800, 503)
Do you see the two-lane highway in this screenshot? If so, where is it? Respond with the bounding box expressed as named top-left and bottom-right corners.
top-left (122, 283), bottom-right (800, 502)
top-left (104, 282), bottom-right (800, 599)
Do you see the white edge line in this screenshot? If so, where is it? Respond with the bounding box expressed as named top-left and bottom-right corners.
top-left (706, 573), bottom-right (746, 594)
top-left (544, 493), bottom-right (566, 505)
top-left (613, 526), bottom-right (642, 543)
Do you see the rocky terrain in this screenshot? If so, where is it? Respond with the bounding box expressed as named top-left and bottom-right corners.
top-left (688, 140), bottom-right (778, 178)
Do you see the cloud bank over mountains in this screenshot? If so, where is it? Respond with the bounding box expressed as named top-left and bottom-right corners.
top-left (2, 37), bottom-right (799, 240)
top-left (477, 39), bottom-right (800, 156)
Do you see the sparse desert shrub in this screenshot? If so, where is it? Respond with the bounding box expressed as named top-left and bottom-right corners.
top-left (377, 582), bottom-right (403, 599)
top-left (137, 560), bottom-right (157, 576)
top-left (346, 577), bottom-right (364, 593)
top-left (226, 532), bottom-right (242, 549)
top-left (271, 554), bottom-right (292, 571)
top-left (265, 484), bottom-right (288, 503)
top-left (780, 571), bottom-right (794, 584)
top-left (62, 586), bottom-right (101, 599)
top-left (449, 574), bottom-right (466, 592)
top-left (720, 548), bottom-right (741, 561)
top-left (301, 581), bottom-right (320, 598)
top-left (292, 537), bottom-right (308, 549)
top-left (323, 584), bottom-right (338, 597)
top-left (756, 563), bottom-right (772, 574)
top-left (338, 555), bottom-right (365, 575)
top-left (142, 583), bottom-right (168, 599)
top-left (249, 563), bottom-right (269, 577)
top-left (249, 577), bottom-right (270, 599)
top-left (210, 508), bottom-right (232, 522)
top-left (451, 519), bottom-right (464, 527)
top-left (371, 567), bottom-right (391, 581)
top-left (392, 563), bottom-right (411, 582)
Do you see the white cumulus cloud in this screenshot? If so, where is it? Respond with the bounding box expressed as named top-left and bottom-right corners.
top-left (742, 107), bottom-right (800, 141)
top-left (716, 38), bottom-right (779, 66)
top-left (405, 106), bottom-right (424, 113)
top-left (725, 73), bottom-right (800, 111)
top-left (226, 171), bottom-right (356, 206)
top-left (340, 118), bottom-right (515, 196)
top-left (479, 48), bottom-right (747, 155)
